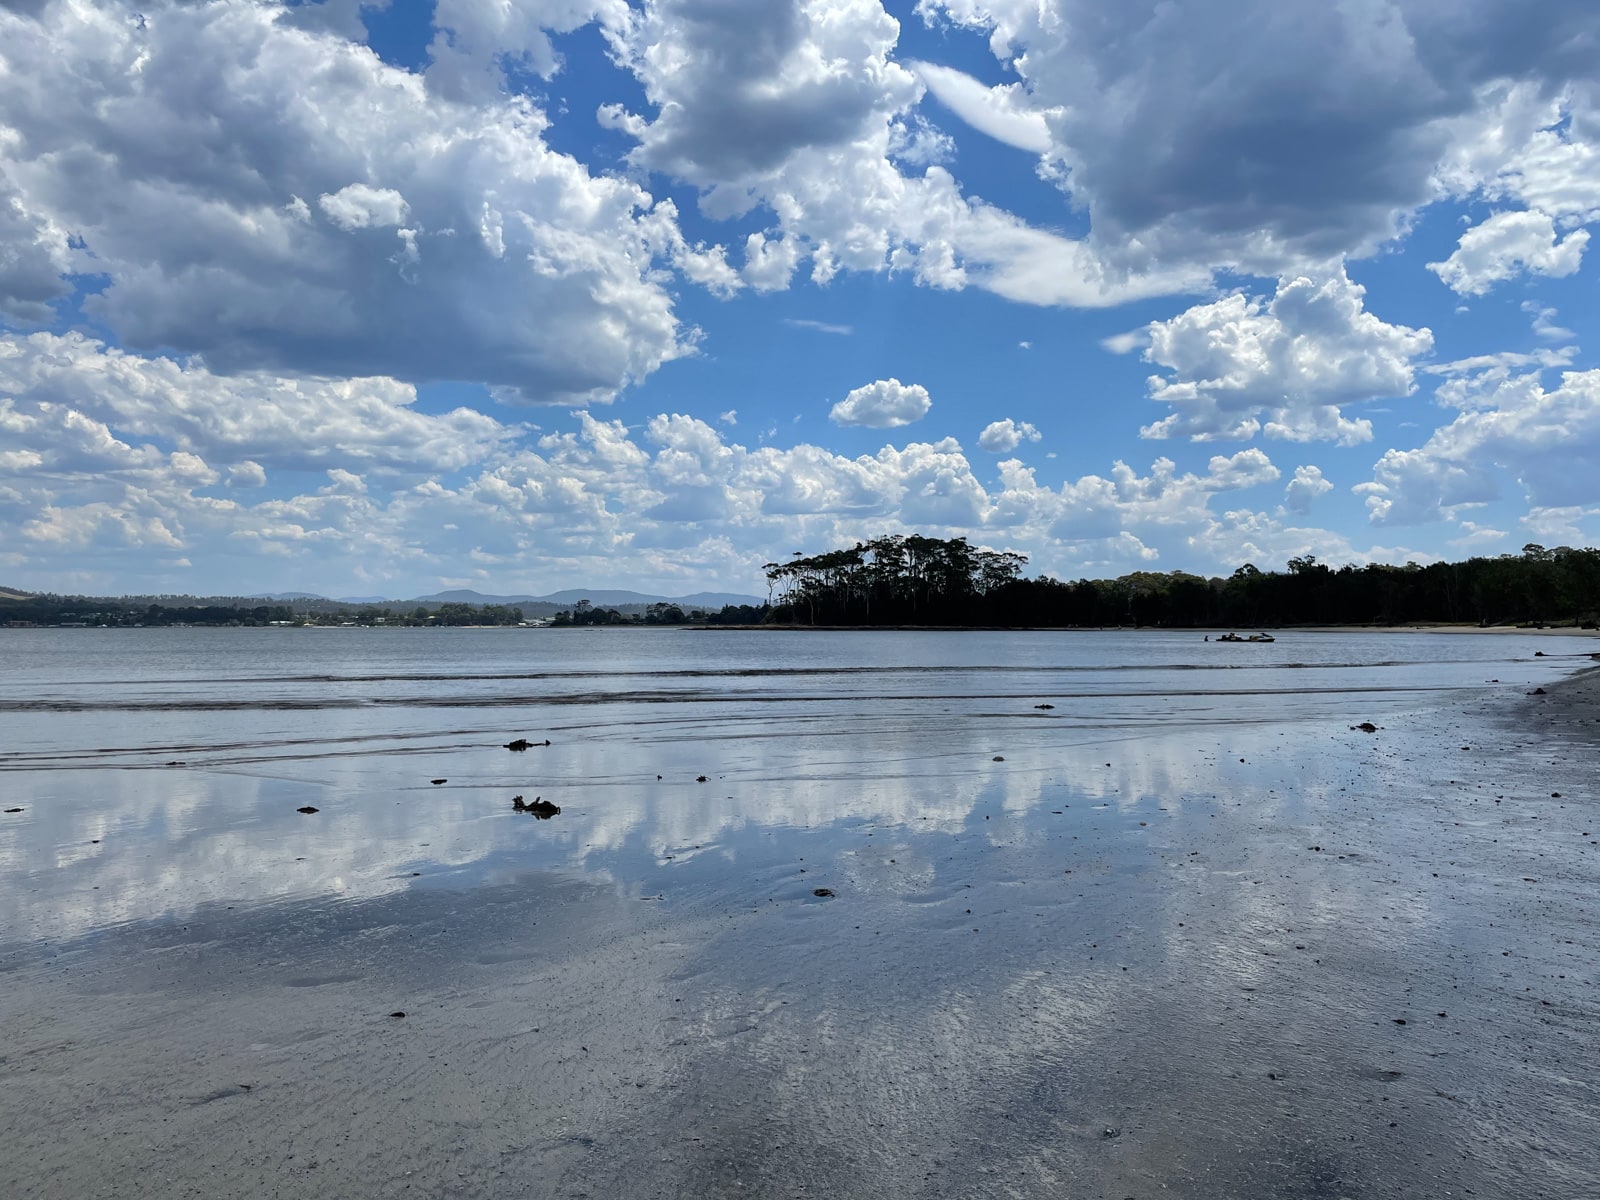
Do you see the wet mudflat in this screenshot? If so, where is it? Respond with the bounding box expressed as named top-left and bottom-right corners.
top-left (1, 628), bottom-right (1597, 1198)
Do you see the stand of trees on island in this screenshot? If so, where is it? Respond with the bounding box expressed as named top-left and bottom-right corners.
top-left (4, 538), bottom-right (1597, 630)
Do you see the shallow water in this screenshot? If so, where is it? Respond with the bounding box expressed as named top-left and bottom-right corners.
top-left (1, 628), bottom-right (1597, 1198)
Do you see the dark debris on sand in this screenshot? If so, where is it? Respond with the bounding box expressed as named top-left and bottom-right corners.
top-left (512, 795), bottom-right (560, 819)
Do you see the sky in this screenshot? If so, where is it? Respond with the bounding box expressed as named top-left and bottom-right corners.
top-left (1, 0), bottom-right (1598, 600)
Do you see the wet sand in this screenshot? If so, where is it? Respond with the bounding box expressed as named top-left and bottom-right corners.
top-left (1, 656), bottom-right (1597, 1198)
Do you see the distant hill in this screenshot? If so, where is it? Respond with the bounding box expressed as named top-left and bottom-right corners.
top-left (0, 587), bottom-right (32, 601)
top-left (676, 591), bottom-right (770, 609)
top-left (409, 589), bottom-right (544, 605)
top-left (410, 587), bottom-right (765, 609)
top-left (537, 588), bottom-right (667, 606)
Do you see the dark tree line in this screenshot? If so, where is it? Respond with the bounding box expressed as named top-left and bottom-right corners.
top-left (0, 596), bottom-right (526, 627)
top-left (0, 599), bottom-right (300, 626)
top-left (551, 599), bottom-right (632, 626)
top-left (763, 539), bottom-right (1600, 628)
top-left (421, 603), bottom-right (525, 626)
top-left (6, 540), bottom-right (1596, 631)
top-left (548, 600), bottom-right (765, 626)
top-left (764, 535), bottom-right (1026, 625)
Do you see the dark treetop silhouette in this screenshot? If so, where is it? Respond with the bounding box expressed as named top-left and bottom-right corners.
top-left (761, 538), bottom-right (1600, 629)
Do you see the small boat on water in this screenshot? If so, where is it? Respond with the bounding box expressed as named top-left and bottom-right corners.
top-left (1216, 632), bottom-right (1275, 643)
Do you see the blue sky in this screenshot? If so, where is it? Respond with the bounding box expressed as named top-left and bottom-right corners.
top-left (1, 0), bottom-right (1597, 599)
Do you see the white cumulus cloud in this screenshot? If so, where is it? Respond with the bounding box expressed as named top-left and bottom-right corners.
top-left (600, 0), bottom-right (1204, 308)
top-left (1358, 368), bottom-right (1600, 525)
top-left (1136, 270), bottom-right (1433, 444)
top-left (0, 331), bottom-right (515, 475)
top-left (318, 184), bottom-right (412, 231)
top-left (228, 461), bottom-right (268, 489)
top-left (1428, 210), bottom-right (1589, 295)
top-left (425, 0), bottom-right (627, 100)
top-left (0, 379), bottom-right (1364, 597)
top-left (1418, 80), bottom-right (1600, 293)
top-left (977, 419), bottom-right (1041, 453)
top-left (830, 379), bottom-right (933, 428)
top-left (1284, 465), bottom-right (1335, 513)
top-left (0, 0), bottom-right (713, 403)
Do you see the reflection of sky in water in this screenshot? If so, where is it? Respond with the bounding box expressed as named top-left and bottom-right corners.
top-left (5, 629), bottom-right (1597, 1198)
top-left (0, 627), bottom-right (1590, 941)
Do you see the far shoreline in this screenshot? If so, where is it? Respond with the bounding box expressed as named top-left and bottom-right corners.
top-left (10, 621), bottom-right (1600, 638)
top-left (691, 622), bottom-right (1600, 636)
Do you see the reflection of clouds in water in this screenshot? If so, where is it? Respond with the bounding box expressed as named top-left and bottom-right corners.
top-left (1, 700), bottom-right (1443, 942)
top-left (5, 633), bottom-right (1594, 1198)
top-left (0, 769), bottom-right (502, 942)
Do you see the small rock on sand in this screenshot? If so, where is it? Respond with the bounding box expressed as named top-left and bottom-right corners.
top-left (3, 807), bottom-right (21, 814)
top-left (1351, 722), bottom-right (1379, 732)
top-left (813, 888), bottom-right (835, 898)
top-left (296, 806), bottom-right (319, 814)
top-left (430, 778), bottom-right (447, 785)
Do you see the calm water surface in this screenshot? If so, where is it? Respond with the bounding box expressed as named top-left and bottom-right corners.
top-left (1, 628), bottom-right (1596, 1199)
top-left (0, 626), bottom-right (1586, 937)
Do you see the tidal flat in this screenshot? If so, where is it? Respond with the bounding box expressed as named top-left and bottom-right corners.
top-left (1, 628), bottom-right (1597, 1199)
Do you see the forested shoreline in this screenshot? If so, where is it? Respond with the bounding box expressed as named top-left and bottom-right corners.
top-left (4, 538), bottom-right (1598, 630)
top-left (762, 536), bottom-right (1600, 629)
top-left (0, 597), bottom-right (531, 628)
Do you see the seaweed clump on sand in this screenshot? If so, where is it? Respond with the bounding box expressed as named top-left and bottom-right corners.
top-left (511, 795), bottom-right (560, 819)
